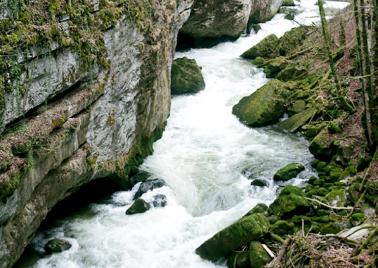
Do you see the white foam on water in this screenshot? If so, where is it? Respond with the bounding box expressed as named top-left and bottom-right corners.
top-left (28, 1), bottom-right (348, 267)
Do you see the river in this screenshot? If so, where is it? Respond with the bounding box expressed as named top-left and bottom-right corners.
top-left (18, 1), bottom-right (349, 267)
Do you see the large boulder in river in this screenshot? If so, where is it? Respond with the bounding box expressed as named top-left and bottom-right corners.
top-left (126, 199), bottom-right (151, 215)
top-left (195, 213), bottom-right (270, 262)
top-left (232, 80), bottom-right (288, 127)
top-left (134, 179), bottom-right (166, 199)
top-left (171, 57), bottom-right (205, 95)
top-left (273, 163), bottom-right (305, 181)
top-left (249, 0), bottom-right (283, 23)
top-left (179, 0), bottom-right (252, 48)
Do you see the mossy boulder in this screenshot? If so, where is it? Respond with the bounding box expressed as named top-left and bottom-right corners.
top-left (278, 26), bottom-right (313, 56)
top-left (269, 185), bottom-right (310, 218)
top-left (273, 163), bottom-right (305, 181)
top-left (196, 213), bottom-right (270, 262)
top-left (171, 57), bottom-right (205, 95)
top-left (288, 100), bottom-right (306, 115)
top-left (309, 129), bottom-right (335, 161)
top-left (228, 251), bottom-right (250, 268)
top-left (249, 241), bottom-right (272, 268)
top-left (245, 203), bottom-right (269, 216)
top-left (282, 0), bottom-right (295, 6)
top-left (271, 220), bottom-right (295, 235)
top-left (278, 108), bottom-right (317, 133)
top-left (241, 34), bottom-right (279, 59)
top-left (276, 65), bottom-right (308, 81)
top-left (232, 80), bottom-right (288, 127)
top-left (44, 239), bottom-right (72, 254)
top-left (251, 179), bottom-right (269, 187)
top-left (125, 198), bottom-right (151, 215)
top-left (325, 189), bottom-right (347, 207)
top-left (262, 56), bottom-right (289, 78)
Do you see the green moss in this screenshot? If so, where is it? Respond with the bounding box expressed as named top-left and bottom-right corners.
top-left (309, 129), bottom-right (335, 161)
top-left (325, 189), bottom-right (347, 207)
top-left (282, 0), bottom-right (295, 6)
top-left (249, 241), bottom-right (272, 268)
top-left (195, 213), bottom-right (270, 262)
top-left (278, 26), bottom-right (314, 56)
top-left (273, 163), bottom-right (305, 181)
top-left (278, 108), bottom-right (317, 133)
top-left (232, 80), bottom-right (288, 127)
top-left (241, 34), bottom-right (279, 59)
top-left (0, 171), bottom-right (22, 201)
top-left (171, 57), bottom-right (205, 95)
top-left (271, 220), bottom-right (294, 235)
top-left (227, 251), bottom-right (250, 268)
top-left (11, 140), bottom-right (33, 157)
top-left (245, 203), bottom-right (269, 216)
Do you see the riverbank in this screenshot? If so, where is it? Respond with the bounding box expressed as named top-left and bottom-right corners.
top-left (197, 5), bottom-right (378, 267)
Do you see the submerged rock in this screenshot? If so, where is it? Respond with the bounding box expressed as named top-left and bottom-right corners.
top-left (152, 194), bottom-right (167, 207)
top-left (282, 0), bottom-right (295, 6)
top-left (249, 241), bottom-right (272, 268)
top-left (171, 57), bottom-right (205, 95)
top-left (134, 179), bottom-right (166, 199)
top-left (251, 179), bottom-right (269, 187)
top-left (273, 163), bottom-right (305, 181)
top-left (126, 199), bottom-right (151, 215)
top-left (241, 34), bottom-right (279, 59)
top-left (44, 239), bottom-right (72, 254)
top-left (232, 80), bottom-right (288, 127)
top-left (195, 213), bottom-right (270, 262)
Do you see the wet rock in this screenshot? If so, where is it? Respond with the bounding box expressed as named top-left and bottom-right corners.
top-left (276, 65), bottom-right (308, 81)
top-left (44, 239), bottom-right (72, 254)
top-left (278, 26), bottom-right (313, 56)
top-left (128, 170), bottom-right (152, 186)
top-left (241, 34), bottom-right (279, 59)
top-left (249, 241), bottom-right (272, 268)
top-left (251, 179), bottom-right (269, 187)
top-left (268, 185), bottom-right (310, 218)
top-left (126, 199), bottom-right (151, 215)
top-left (288, 100), bottom-right (306, 115)
top-left (134, 179), bottom-right (166, 199)
top-left (278, 108), bottom-right (317, 133)
top-left (273, 163), bottom-right (305, 181)
top-left (232, 80), bottom-right (288, 127)
top-left (152, 194), bottom-right (167, 208)
top-left (171, 57), bottom-right (205, 95)
top-left (195, 213), bottom-right (270, 262)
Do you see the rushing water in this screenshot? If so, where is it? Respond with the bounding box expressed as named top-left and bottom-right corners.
top-left (19, 1), bottom-right (349, 267)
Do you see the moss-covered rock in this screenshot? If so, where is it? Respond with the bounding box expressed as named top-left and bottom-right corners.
top-left (273, 163), bottom-right (305, 181)
top-left (276, 65), bottom-right (308, 81)
top-left (228, 251), bottom-right (250, 268)
top-left (44, 239), bottom-right (72, 254)
top-left (278, 26), bottom-right (314, 56)
top-left (271, 220), bottom-right (295, 235)
top-left (309, 129), bottom-right (335, 161)
top-left (249, 241), bottom-right (272, 268)
top-left (288, 100), bottom-right (306, 115)
top-left (241, 34), bottom-right (279, 59)
top-left (325, 189), bottom-right (347, 207)
top-left (232, 80), bottom-right (288, 127)
top-left (125, 198), bottom-right (151, 215)
top-left (278, 108), bottom-right (317, 133)
top-left (195, 213), bottom-right (270, 262)
top-left (245, 203), bottom-right (269, 216)
top-left (262, 56), bottom-right (289, 78)
top-left (171, 57), bottom-right (205, 95)
top-left (268, 185), bottom-right (310, 218)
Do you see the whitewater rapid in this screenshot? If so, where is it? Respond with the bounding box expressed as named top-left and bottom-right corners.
top-left (20, 1), bottom-right (349, 267)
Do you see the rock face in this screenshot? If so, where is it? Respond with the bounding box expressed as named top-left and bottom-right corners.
top-left (178, 0), bottom-right (283, 48)
top-left (171, 57), bottom-right (205, 95)
top-left (0, 0), bottom-right (194, 267)
top-left (195, 213), bottom-right (270, 262)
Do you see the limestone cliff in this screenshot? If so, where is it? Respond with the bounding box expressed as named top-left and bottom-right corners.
top-left (0, 0), bottom-right (193, 267)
